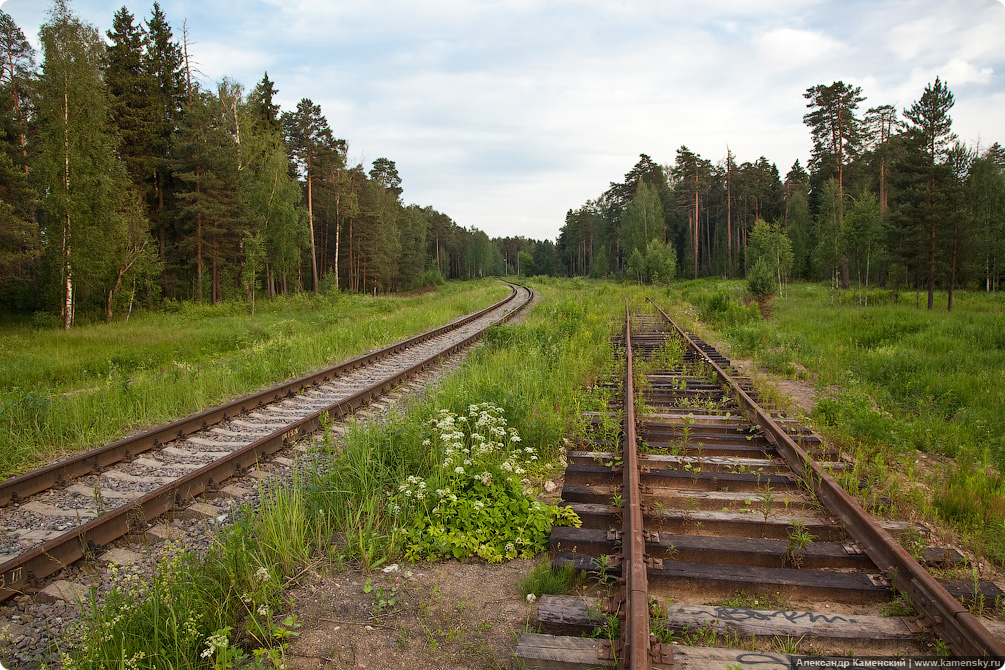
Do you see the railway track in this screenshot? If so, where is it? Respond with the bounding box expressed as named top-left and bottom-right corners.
top-left (0, 283), bottom-right (532, 604)
top-left (517, 300), bottom-right (1005, 669)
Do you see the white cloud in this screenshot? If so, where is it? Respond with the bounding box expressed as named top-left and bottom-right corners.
top-left (2, 0), bottom-right (1003, 239)
top-left (753, 27), bottom-right (845, 68)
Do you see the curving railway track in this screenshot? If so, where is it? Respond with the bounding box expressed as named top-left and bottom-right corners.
top-left (518, 300), bottom-right (1005, 669)
top-left (0, 282), bottom-right (532, 605)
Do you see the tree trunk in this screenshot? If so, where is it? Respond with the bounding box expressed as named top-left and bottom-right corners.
top-left (693, 190), bottom-right (699, 279)
top-left (62, 87), bottom-right (73, 330)
top-left (212, 252), bottom-right (219, 304)
top-left (196, 170), bottom-right (203, 302)
top-left (307, 168), bottom-right (319, 290)
top-left (334, 195), bottom-right (340, 291)
top-left (126, 277), bottom-right (136, 322)
top-left (948, 217), bottom-right (958, 312)
top-left (927, 175), bottom-right (936, 310)
top-left (727, 161), bottom-right (733, 278)
top-left (107, 241), bottom-right (148, 322)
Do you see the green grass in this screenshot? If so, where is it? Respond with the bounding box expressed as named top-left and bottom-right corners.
top-left (665, 279), bottom-right (1005, 562)
top-left (519, 560), bottom-right (581, 598)
top-left (0, 280), bottom-right (509, 478)
top-left (61, 277), bottom-right (628, 669)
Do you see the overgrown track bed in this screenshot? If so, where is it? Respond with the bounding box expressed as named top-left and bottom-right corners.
top-left (0, 283), bottom-right (532, 604)
top-left (517, 301), bottom-right (1005, 669)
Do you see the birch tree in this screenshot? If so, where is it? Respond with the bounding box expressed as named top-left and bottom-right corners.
top-left (36, 1), bottom-right (131, 327)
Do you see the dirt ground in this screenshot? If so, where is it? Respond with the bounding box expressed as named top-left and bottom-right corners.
top-left (730, 358), bottom-right (820, 416)
top-left (285, 558), bottom-right (538, 670)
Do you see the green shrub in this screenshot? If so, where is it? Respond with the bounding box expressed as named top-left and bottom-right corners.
top-left (417, 267), bottom-right (446, 287)
top-left (746, 259), bottom-right (776, 301)
top-left (394, 404), bottom-right (580, 563)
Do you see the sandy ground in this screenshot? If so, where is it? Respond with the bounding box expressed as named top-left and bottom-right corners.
top-left (285, 558), bottom-right (538, 670)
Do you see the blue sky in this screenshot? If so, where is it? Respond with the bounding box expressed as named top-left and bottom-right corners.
top-left (3, 0), bottom-right (1004, 240)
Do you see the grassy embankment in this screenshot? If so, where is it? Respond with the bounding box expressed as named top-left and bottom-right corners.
top-left (0, 280), bottom-right (509, 478)
top-left (60, 278), bottom-right (630, 669)
top-left (664, 279), bottom-right (1005, 563)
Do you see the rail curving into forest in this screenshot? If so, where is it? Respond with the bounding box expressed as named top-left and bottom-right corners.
top-left (0, 282), bottom-right (532, 603)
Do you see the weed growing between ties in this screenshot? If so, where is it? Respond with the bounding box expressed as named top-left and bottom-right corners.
top-left (61, 278), bottom-right (623, 668)
top-left (518, 559), bottom-right (581, 598)
top-left (666, 279), bottom-right (1005, 564)
top-left (0, 279), bottom-right (509, 478)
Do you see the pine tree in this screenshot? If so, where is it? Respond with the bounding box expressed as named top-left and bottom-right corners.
top-left (281, 98), bottom-right (336, 290)
top-left (0, 10), bottom-right (37, 300)
top-left (0, 10), bottom-right (35, 174)
top-left (804, 81), bottom-right (865, 288)
top-left (901, 77), bottom-right (957, 310)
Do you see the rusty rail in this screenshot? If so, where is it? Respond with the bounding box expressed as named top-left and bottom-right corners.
top-left (620, 305), bottom-right (652, 670)
top-left (648, 297), bottom-right (1005, 659)
top-left (0, 284), bottom-right (532, 603)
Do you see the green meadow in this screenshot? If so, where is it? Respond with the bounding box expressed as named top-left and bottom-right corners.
top-left (0, 280), bottom-right (509, 478)
top-left (665, 279), bottom-right (1005, 561)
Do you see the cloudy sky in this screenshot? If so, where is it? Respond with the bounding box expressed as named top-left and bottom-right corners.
top-left (3, 0), bottom-right (1004, 240)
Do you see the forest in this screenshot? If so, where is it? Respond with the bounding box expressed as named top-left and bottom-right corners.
top-left (0, 1), bottom-right (1003, 329)
top-left (0, 1), bottom-right (546, 327)
top-left (559, 80), bottom-right (1005, 311)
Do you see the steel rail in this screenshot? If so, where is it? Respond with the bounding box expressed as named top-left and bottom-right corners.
top-left (0, 284), bottom-right (531, 603)
top-left (647, 297), bottom-right (1005, 659)
top-left (620, 305), bottom-right (652, 670)
top-left (0, 283), bottom-right (520, 508)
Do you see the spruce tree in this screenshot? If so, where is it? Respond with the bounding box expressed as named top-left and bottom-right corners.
top-left (143, 1), bottom-right (184, 262)
top-left (106, 7), bottom-right (158, 200)
top-left (241, 74), bottom-right (306, 297)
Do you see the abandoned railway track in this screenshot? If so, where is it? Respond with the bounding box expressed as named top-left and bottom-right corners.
top-left (0, 282), bottom-right (532, 604)
top-left (517, 300), bottom-right (1005, 669)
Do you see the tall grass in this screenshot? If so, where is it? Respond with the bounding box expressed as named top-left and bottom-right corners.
top-left (0, 280), bottom-right (508, 478)
top-left (666, 279), bottom-right (1005, 562)
top-left (63, 278), bottom-right (626, 668)
top-left (65, 476), bottom-right (331, 669)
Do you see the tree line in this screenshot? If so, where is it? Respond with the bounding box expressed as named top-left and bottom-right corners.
top-left (557, 79), bottom-right (1005, 310)
top-left (0, 1), bottom-right (539, 328)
